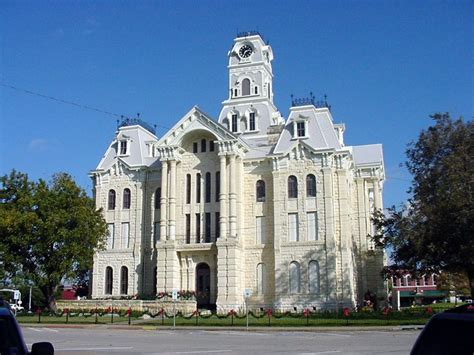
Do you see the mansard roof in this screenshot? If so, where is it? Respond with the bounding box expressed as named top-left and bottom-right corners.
top-left (352, 144), bottom-right (384, 167)
top-left (273, 105), bottom-right (342, 155)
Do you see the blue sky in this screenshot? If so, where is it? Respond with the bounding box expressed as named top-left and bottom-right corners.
top-left (1, 0), bottom-right (472, 208)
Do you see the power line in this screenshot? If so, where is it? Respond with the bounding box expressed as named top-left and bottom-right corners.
top-left (1, 82), bottom-right (129, 119)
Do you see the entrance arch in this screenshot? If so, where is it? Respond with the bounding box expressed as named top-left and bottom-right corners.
top-left (195, 263), bottom-right (211, 307)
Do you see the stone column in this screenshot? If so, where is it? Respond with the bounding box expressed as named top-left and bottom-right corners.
top-left (219, 154), bottom-right (228, 239)
top-left (160, 160), bottom-right (168, 240)
top-left (168, 160), bottom-right (177, 241)
top-left (228, 154), bottom-right (237, 238)
top-left (322, 163), bottom-right (337, 305)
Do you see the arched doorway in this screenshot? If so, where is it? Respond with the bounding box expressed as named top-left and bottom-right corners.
top-left (196, 263), bottom-right (211, 307)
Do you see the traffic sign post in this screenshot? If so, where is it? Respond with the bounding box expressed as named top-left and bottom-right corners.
top-left (243, 289), bottom-right (253, 329)
top-left (172, 289), bottom-right (178, 328)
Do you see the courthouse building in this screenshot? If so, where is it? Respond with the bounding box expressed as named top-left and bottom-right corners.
top-left (91, 32), bottom-right (386, 311)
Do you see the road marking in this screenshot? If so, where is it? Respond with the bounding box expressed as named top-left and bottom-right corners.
top-left (319, 333), bottom-right (352, 338)
top-left (299, 352), bottom-right (341, 354)
top-left (27, 327), bottom-right (42, 332)
top-left (171, 351), bottom-right (232, 354)
top-left (57, 347), bottom-right (134, 351)
top-left (43, 328), bottom-right (59, 332)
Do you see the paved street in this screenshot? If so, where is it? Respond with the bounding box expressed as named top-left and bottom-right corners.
top-left (22, 326), bottom-right (420, 354)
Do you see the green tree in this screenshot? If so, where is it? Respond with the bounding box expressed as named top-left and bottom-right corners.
top-left (0, 170), bottom-right (107, 310)
top-left (372, 113), bottom-right (474, 297)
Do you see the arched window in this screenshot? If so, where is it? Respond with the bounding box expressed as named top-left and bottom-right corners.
top-left (423, 274), bottom-right (429, 286)
top-left (289, 262), bottom-right (300, 294)
top-left (242, 78), bottom-right (250, 96)
top-left (186, 175), bottom-right (191, 204)
top-left (256, 263), bottom-right (266, 294)
top-left (105, 266), bottom-right (113, 295)
top-left (123, 188), bottom-right (131, 209)
top-left (201, 139), bottom-right (206, 152)
top-left (306, 174), bottom-right (316, 197)
top-left (288, 176), bottom-right (298, 198)
top-left (205, 172), bottom-right (211, 203)
top-left (108, 190), bottom-right (116, 210)
top-left (196, 173), bottom-right (201, 203)
top-left (256, 180), bottom-right (266, 202)
top-left (309, 260), bottom-right (320, 294)
top-left (155, 188), bottom-right (161, 209)
top-left (120, 266), bottom-right (128, 295)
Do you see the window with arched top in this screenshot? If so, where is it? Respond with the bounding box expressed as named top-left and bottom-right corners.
top-left (196, 173), bottom-right (201, 203)
top-left (288, 176), bottom-right (298, 198)
top-left (242, 78), bottom-right (250, 96)
top-left (186, 175), bottom-right (191, 204)
top-left (309, 260), bottom-right (320, 294)
top-left (105, 266), bottom-right (113, 295)
top-left (155, 188), bottom-right (161, 209)
top-left (256, 180), bottom-right (266, 202)
top-left (120, 266), bottom-right (128, 295)
top-left (201, 139), bottom-right (206, 152)
top-left (256, 263), bottom-right (266, 294)
top-left (289, 261), bottom-right (300, 294)
top-left (306, 174), bottom-right (316, 197)
top-left (108, 190), bottom-right (116, 210)
top-left (123, 188), bottom-right (131, 209)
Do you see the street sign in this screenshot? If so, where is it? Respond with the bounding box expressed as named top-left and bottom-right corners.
top-left (243, 288), bottom-right (252, 298)
top-left (172, 289), bottom-right (178, 301)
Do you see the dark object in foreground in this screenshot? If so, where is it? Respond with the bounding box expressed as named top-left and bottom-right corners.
top-left (410, 304), bottom-right (474, 355)
top-left (0, 300), bottom-right (54, 355)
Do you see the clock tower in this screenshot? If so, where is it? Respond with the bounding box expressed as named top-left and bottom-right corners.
top-left (218, 31), bottom-right (283, 137)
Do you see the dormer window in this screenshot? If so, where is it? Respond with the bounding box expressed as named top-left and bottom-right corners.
top-left (119, 140), bottom-right (128, 155)
top-left (292, 119), bottom-right (308, 139)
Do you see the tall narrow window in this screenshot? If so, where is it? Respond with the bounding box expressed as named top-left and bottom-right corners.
top-left (249, 112), bottom-right (256, 131)
top-left (195, 213), bottom-right (201, 243)
top-left (289, 262), bottom-right (300, 294)
top-left (193, 142), bottom-right (198, 153)
top-left (153, 267), bottom-right (157, 295)
top-left (205, 213), bottom-right (211, 243)
top-left (108, 190), bottom-right (116, 210)
top-left (309, 260), bottom-right (320, 294)
top-left (215, 172), bottom-right (220, 202)
top-left (107, 223), bottom-right (115, 249)
top-left (121, 222), bottom-right (130, 248)
top-left (105, 267), bottom-right (113, 295)
top-left (210, 141), bottom-right (215, 151)
top-left (254, 86), bottom-right (258, 95)
top-left (256, 180), bottom-right (265, 202)
top-left (288, 213), bottom-right (299, 242)
top-left (153, 221), bottom-right (160, 244)
top-left (288, 175), bottom-right (298, 198)
top-left (186, 174), bottom-right (191, 204)
top-left (307, 212), bottom-right (318, 241)
top-left (155, 188), bottom-right (161, 209)
top-left (185, 214), bottom-right (191, 244)
top-left (242, 78), bottom-right (250, 96)
top-left (306, 174), bottom-right (316, 197)
top-left (119, 141), bottom-right (128, 155)
top-left (120, 266), bottom-right (128, 295)
top-left (256, 216), bottom-right (266, 244)
top-left (123, 188), bottom-right (131, 209)
top-left (296, 121), bottom-right (306, 137)
top-left (205, 172), bottom-right (211, 203)
top-left (201, 139), bottom-right (206, 152)
top-left (268, 83), bottom-right (271, 99)
top-left (231, 114), bottom-right (238, 132)
top-left (423, 274), bottom-right (429, 286)
top-left (215, 212), bottom-right (220, 239)
top-left (256, 263), bottom-right (266, 294)
top-left (196, 173), bottom-right (201, 203)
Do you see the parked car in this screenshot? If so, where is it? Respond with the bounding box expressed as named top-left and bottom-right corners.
top-left (410, 303), bottom-right (474, 355)
top-left (10, 303), bottom-right (25, 312)
top-left (0, 300), bottom-right (54, 355)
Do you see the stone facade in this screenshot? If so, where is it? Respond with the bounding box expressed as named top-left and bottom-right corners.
top-left (91, 32), bottom-right (386, 312)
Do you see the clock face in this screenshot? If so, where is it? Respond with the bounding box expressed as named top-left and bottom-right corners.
top-left (239, 44), bottom-right (253, 58)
